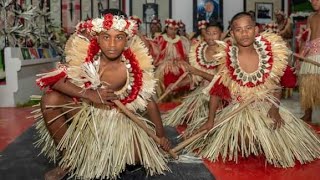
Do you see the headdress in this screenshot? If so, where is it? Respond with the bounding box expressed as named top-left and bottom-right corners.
top-left (164, 19), bottom-right (178, 28)
top-left (274, 10), bottom-right (286, 17)
top-left (198, 20), bottom-right (207, 30)
top-left (178, 20), bottom-right (185, 28)
top-left (129, 15), bottom-right (142, 26)
top-left (76, 13), bottom-right (138, 38)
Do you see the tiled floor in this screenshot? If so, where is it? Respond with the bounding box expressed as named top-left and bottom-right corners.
top-left (1, 94), bottom-right (320, 180)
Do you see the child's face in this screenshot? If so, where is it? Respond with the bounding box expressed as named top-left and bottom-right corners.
top-left (205, 26), bottom-right (222, 46)
top-left (166, 26), bottom-right (178, 37)
top-left (98, 29), bottom-right (127, 60)
top-left (231, 16), bottom-right (258, 47)
top-left (311, 0), bottom-right (320, 11)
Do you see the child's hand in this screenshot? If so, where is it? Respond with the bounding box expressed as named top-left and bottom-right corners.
top-left (158, 137), bottom-right (171, 152)
top-left (268, 108), bottom-right (285, 129)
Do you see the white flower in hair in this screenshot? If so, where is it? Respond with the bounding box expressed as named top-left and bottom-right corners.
top-left (112, 16), bottom-right (127, 32)
top-left (92, 18), bottom-right (104, 32)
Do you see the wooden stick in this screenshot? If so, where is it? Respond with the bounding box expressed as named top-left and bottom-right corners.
top-left (157, 72), bottom-right (189, 103)
top-left (292, 52), bottom-right (320, 67)
top-left (113, 100), bottom-right (178, 159)
top-left (172, 98), bottom-right (255, 153)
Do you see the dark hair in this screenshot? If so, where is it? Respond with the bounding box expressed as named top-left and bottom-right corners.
top-left (206, 22), bottom-right (223, 32)
top-left (205, 0), bottom-right (214, 5)
top-left (100, 8), bottom-right (127, 18)
top-left (230, 12), bottom-right (255, 28)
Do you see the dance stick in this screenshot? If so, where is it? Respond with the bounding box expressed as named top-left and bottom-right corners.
top-left (157, 72), bottom-right (189, 103)
top-left (113, 100), bottom-right (178, 159)
top-left (141, 71), bottom-right (189, 117)
top-left (292, 52), bottom-right (320, 67)
top-left (172, 98), bottom-right (255, 153)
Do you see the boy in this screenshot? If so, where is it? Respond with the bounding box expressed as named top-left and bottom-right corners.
top-left (186, 12), bottom-right (320, 168)
top-left (36, 10), bottom-right (171, 179)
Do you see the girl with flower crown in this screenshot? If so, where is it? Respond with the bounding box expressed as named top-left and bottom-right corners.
top-left (150, 18), bottom-right (190, 102)
top-left (34, 10), bottom-right (171, 180)
top-left (184, 12), bottom-right (320, 168)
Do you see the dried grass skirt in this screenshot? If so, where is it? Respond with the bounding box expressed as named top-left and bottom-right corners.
top-left (34, 103), bottom-right (169, 179)
top-left (185, 101), bottom-right (320, 168)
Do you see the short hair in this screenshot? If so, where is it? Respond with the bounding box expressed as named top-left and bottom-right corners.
top-left (100, 8), bottom-right (127, 18)
top-left (206, 22), bottom-right (223, 32)
top-left (230, 12), bottom-right (255, 28)
top-left (205, 0), bottom-right (214, 5)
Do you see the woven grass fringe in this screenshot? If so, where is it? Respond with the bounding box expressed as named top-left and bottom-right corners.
top-left (299, 75), bottom-right (320, 109)
top-left (185, 96), bottom-right (320, 168)
top-left (34, 103), bottom-right (169, 179)
top-left (163, 86), bottom-right (209, 126)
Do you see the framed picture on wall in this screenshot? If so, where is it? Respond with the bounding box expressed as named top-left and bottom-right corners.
top-left (255, 2), bottom-right (273, 24)
top-left (193, 0), bottom-right (223, 31)
top-left (244, 0), bottom-right (284, 24)
top-left (143, 3), bottom-right (158, 23)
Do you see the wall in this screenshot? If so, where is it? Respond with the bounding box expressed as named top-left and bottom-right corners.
top-left (125, 0), bottom-right (245, 33)
top-left (171, 0), bottom-right (193, 33)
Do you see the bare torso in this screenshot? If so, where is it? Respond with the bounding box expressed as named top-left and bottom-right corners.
top-left (205, 45), bottom-right (218, 61)
top-left (238, 50), bottom-right (259, 74)
top-left (309, 13), bottom-right (320, 41)
top-left (99, 60), bottom-right (127, 91)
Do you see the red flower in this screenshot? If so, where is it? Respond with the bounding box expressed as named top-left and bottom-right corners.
top-left (84, 81), bottom-right (92, 88)
top-left (103, 14), bottom-right (114, 29)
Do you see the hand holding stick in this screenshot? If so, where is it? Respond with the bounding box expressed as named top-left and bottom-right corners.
top-left (157, 72), bottom-right (189, 103)
top-left (113, 100), bottom-right (178, 159)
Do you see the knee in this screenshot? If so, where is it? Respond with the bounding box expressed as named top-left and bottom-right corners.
top-left (41, 90), bottom-right (68, 110)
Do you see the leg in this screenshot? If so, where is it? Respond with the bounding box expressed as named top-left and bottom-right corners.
top-left (301, 108), bottom-right (312, 122)
top-left (41, 90), bottom-right (73, 144)
top-left (41, 91), bottom-right (76, 180)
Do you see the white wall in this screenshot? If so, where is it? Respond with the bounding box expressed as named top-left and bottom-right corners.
top-left (223, 0), bottom-right (244, 30)
top-left (171, 0), bottom-right (193, 33)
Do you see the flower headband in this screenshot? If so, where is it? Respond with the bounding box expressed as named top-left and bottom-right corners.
top-left (165, 19), bottom-right (178, 28)
top-left (129, 15), bottom-right (142, 25)
top-left (178, 20), bottom-right (185, 28)
top-left (76, 13), bottom-right (138, 38)
top-left (198, 20), bottom-right (207, 30)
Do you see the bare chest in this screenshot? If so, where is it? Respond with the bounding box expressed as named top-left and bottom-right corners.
top-left (238, 54), bottom-right (260, 74)
top-left (100, 65), bottom-right (127, 91)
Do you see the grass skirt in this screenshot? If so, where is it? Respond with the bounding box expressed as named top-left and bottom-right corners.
top-left (163, 87), bottom-right (209, 126)
top-left (185, 101), bottom-right (320, 168)
top-left (34, 103), bottom-right (169, 179)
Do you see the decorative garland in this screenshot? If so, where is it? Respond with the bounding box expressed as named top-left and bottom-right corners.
top-left (195, 42), bottom-right (220, 70)
top-left (120, 48), bottom-right (143, 105)
top-left (226, 36), bottom-right (273, 87)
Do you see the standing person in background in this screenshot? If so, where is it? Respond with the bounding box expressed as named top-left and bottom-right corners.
top-left (299, 0), bottom-right (320, 122)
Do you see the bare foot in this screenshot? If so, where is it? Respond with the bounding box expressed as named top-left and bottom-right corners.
top-left (44, 167), bottom-right (68, 180)
top-left (301, 109), bottom-right (312, 122)
top-left (301, 114), bottom-right (312, 122)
